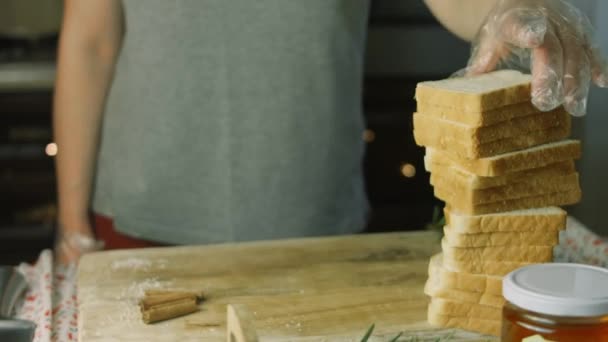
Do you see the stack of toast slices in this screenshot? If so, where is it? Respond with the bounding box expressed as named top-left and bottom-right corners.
top-left (413, 70), bottom-right (580, 336)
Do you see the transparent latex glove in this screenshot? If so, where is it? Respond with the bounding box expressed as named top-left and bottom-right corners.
top-left (461, 0), bottom-right (608, 116)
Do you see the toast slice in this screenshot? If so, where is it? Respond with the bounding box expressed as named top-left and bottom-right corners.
top-left (444, 207), bottom-right (567, 234)
top-left (431, 172), bottom-right (580, 205)
top-left (413, 108), bottom-right (568, 144)
top-left (427, 306), bottom-right (501, 337)
top-left (415, 70), bottom-right (531, 112)
top-left (443, 255), bottom-right (534, 276)
top-left (415, 123), bottom-right (571, 159)
top-left (428, 253), bottom-right (503, 295)
top-left (436, 188), bottom-right (581, 215)
top-left (425, 275), bottom-right (505, 308)
top-left (443, 225), bottom-right (559, 247)
top-left (426, 140), bottom-right (581, 177)
top-left (441, 238), bottom-right (554, 262)
top-left (417, 100), bottom-right (541, 127)
top-left (429, 297), bottom-right (502, 321)
top-left (425, 159), bottom-right (576, 190)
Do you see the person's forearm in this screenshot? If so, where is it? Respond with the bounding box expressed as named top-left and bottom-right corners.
top-left (424, 0), bottom-right (498, 41)
top-left (54, 21), bottom-right (120, 230)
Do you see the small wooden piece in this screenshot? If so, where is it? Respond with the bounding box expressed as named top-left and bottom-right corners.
top-left (227, 304), bottom-right (259, 342)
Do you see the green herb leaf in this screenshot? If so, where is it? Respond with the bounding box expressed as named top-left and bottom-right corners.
top-left (431, 206), bottom-right (437, 223)
top-left (388, 331), bottom-right (403, 342)
top-left (360, 324), bottom-right (375, 342)
top-left (424, 205), bottom-right (446, 244)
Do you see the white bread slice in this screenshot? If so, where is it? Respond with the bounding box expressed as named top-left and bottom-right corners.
top-left (427, 306), bottom-right (501, 337)
top-left (436, 188), bottom-right (581, 215)
top-left (444, 207), bottom-right (566, 234)
top-left (432, 172), bottom-right (580, 205)
top-left (443, 225), bottom-right (559, 247)
top-left (417, 100), bottom-right (541, 127)
top-left (415, 70), bottom-right (531, 112)
top-left (426, 140), bottom-right (581, 177)
top-left (428, 253), bottom-right (503, 295)
top-left (415, 123), bottom-right (571, 159)
top-left (441, 238), bottom-right (554, 262)
top-left (426, 159), bottom-right (576, 190)
top-left (425, 275), bottom-right (505, 308)
top-left (413, 108), bottom-right (568, 143)
top-left (429, 297), bottom-right (502, 321)
top-left (443, 255), bottom-right (533, 276)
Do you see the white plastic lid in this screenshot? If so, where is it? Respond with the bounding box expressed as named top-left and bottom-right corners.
top-left (503, 263), bottom-right (608, 317)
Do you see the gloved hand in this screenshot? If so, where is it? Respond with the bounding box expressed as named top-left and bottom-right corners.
top-left (462, 0), bottom-right (608, 116)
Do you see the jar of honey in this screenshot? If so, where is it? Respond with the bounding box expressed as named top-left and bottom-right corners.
top-left (502, 263), bottom-right (608, 342)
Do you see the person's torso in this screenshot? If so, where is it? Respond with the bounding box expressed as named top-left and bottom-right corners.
top-left (93, 0), bottom-right (371, 244)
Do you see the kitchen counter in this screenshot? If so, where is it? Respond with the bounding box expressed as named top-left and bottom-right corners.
top-left (77, 231), bottom-right (496, 341)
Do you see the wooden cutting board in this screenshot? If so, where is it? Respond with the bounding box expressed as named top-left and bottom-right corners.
top-left (77, 231), bottom-right (498, 341)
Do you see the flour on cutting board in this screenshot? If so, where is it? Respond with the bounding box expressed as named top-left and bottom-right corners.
top-left (111, 257), bottom-right (168, 271)
top-left (121, 277), bottom-right (174, 298)
top-left (88, 277), bottom-right (176, 334)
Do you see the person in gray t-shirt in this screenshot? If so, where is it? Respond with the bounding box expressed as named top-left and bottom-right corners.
top-left (54, 0), bottom-right (606, 264)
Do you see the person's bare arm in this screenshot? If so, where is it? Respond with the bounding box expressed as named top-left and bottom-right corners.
top-left (424, 0), bottom-right (498, 41)
top-left (54, 0), bottom-right (123, 263)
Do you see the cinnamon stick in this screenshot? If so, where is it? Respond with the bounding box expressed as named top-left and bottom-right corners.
top-left (144, 289), bottom-right (203, 299)
top-left (139, 292), bottom-right (198, 311)
top-left (141, 297), bottom-right (198, 324)
top-left (138, 290), bottom-right (204, 324)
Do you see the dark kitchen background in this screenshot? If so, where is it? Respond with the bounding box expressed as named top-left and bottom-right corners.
top-left (1, 0), bottom-right (606, 265)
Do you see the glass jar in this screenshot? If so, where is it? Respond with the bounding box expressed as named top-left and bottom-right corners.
top-left (502, 263), bottom-right (608, 342)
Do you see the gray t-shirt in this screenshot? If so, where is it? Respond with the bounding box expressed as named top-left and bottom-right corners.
top-left (93, 0), bottom-right (371, 244)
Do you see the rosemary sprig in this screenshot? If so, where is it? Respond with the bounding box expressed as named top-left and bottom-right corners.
top-left (360, 324), bottom-right (375, 342)
top-left (388, 332), bottom-right (403, 342)
top-left (360, 324), bottom-right (454, 342)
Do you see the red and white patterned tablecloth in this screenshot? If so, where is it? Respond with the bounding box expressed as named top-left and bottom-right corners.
top-left (14, 250), bottom-right (78, 342)
top-left (11, 217), bottom-right (608, 342)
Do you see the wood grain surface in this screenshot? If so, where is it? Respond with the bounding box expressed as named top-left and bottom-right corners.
top-left (77, 231), bottom-right (498, 341)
